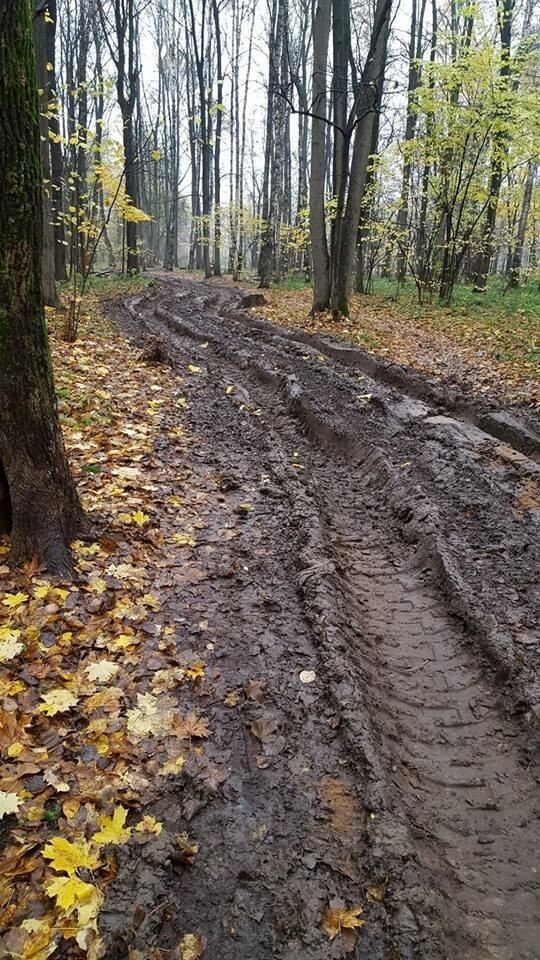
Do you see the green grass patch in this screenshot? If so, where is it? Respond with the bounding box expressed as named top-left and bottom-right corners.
top-left (59, 272), bottom-right (153, 300)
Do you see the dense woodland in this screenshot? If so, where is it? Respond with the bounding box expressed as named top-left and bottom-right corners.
top-left (31, 0), bottom-right (540, 319)
top-left (0, 0), bottom-right (539, 568)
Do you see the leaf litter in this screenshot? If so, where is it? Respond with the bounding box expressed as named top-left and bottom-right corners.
top-left (0, 292), bottom-right (381, 959)
top-left (0, 304), bottom-right (214, 958)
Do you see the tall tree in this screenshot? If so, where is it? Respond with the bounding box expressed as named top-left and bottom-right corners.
top-left (330, 0), bottom-right (393, 315)
top-left (309, 0), bottom-right (331, 310)
top-left (473, 0), bottom-right (514, 291)
top-left (0, 0), bottom-right (85, 572)
top-left (98, 0), bottom-right (141, 273)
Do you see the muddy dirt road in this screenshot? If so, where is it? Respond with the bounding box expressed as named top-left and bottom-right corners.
top-left (115, 276), bottom-right (539, 960)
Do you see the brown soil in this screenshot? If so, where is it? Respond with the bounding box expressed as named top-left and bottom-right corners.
top-left (105, 276), bottom-right (539, 960)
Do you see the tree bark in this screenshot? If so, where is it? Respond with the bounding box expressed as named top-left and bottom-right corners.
top-left (331, 0), bottom-right (392, 315)
top-left (212, 0), bottom-right (223, 276)
top-left (309, 0), bottom-right (331, 310)
top-left (34, 5), bottom-right (58, 306)
top-left (0, 0), bottom-right (85, 573)
top-left (472, 0), bottom-right (514, 292)
top-left (257, 0), bottom-right (279, 287)
top-left (44, 0), bottom-right (67, 282)
top-left (395, 0), bottom-right (426, 284)
top-left (507, 160), bottom-right (536, 287)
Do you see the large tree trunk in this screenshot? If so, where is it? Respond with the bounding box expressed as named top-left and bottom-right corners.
top-left (309, 0), bottom-right (331, 310)
top-left (331, 0), bottom-right (392, 316)
top-left (0, 0), bottom-right (85, 573)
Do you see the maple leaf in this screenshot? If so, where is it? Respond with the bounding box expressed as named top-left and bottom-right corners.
top-left (0, 630), bottom-right (24, 662)
top-left (322, 904), bottom-right (365, 939)
top-left (110, 632), bottom-right (140, 650)
top-left (34, 583), bottom-right (51, 599)
top-left (92, 805), bottom-right (132, 845)
top-left (185, 661), bottom-right (205, 681)
top-left (86, 578), bottom-right (107, 594)
top-left (140, 592), bottom-right (160, 610)
top-left (85, 660), bottom-right (119, 683)
top-left (178, 933), bottom-right (204, 959)
top-left (2, 592), bottom-right (29, 608)
top-left (173, 712), bottom-right (210, 739)
top-left (43, 836), bottom-right (101, 874)
top-left (53, 587), bottom-right (70, 603)
top-left (171, 533), bottom-right (197, 547)
top-left (45, 874), bottom-right (97, 911)
top-left (0, 791), bottom-right (23, 819)
top-left (39, 688), bottom-right (79, 716)
top-left (131, 510), bottom-right (150, 526)
top-left (135, 815), bottom-right (163, 835)
top-left (126, 692), bottom-right (162, 737)
top-left (250, 717), bottom-right (278, 742)
top-left (160, 755), bottom-right (186, 776)
top-left (18, 917), bottom-right (56, 959)
top-left (43, 769), bottom-right (70, 793)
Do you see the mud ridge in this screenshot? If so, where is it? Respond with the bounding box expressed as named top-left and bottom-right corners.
top-left (149, 292), bottom-right (539, 714)
top-left (219, 295), bottom-right (540, 462)
top-left (114, 280), bottom-right (540, 959)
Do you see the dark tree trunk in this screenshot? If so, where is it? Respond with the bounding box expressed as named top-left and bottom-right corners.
top-left (44, 0), bottom-right (67, 282)
top-left (0, 0), bottom-right (85, 573)
top-left (212, 0), bottom-right (223, 277)
top-left (331, 0), bottom-right (392, 315)
top-left (395, 0), bottom-right (426, 284)
top-left (507, 160), bottom-right (536, 287)
top-left (188, 0), bottom-right (211, 278)
top-left (34, 5), bottom-right (58, 306)
top-left (309, 0), bottom-right (331, 310)
top-left (99, 0), bottom-right (140, 273)
top-left (258, 0), bottom-right (279, 288)
top-left (472, 0), bottom-right (514, 292)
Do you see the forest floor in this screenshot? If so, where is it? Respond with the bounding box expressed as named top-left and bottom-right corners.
top-left (0, 275), bottom-right (539, 960)
top-left (218, 277), bottom-right (540, 408)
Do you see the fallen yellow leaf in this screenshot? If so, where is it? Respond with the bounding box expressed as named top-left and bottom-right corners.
top-left (135, 815), bottom-right (163, 835)
top-left (45, 874), bottom-right (97, 911)
top-left (323, 904), bottom-right (365, 939)
top-left (2, 592), bottom-right (29, 608)
top-left (131, 510), bottom-right (150, 527)
top-left (92, 805), bottom-right (132, 846)
top-left (39, 688), bottom-right (79, 716)
top-left (43, 836), bottom-right (100, 875)
top-left (179, 932), bottom-right (204, 959)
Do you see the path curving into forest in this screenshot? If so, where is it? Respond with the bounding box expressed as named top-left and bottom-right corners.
top-left (114, 276), bottom-right (540, 960)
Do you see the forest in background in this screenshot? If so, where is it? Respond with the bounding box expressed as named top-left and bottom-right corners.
top-left (35, 0), bottom-right (540, 326)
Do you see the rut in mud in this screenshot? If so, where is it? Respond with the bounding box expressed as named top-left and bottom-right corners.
top-left (113, 276), bottom-right (539, 960)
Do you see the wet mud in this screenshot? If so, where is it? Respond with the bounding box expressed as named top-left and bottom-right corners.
top-left (108, 276), bottom-right (539, 960)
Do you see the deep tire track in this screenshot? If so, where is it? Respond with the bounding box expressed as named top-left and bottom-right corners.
top-left (117, 277), bottom-right (540, 960)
